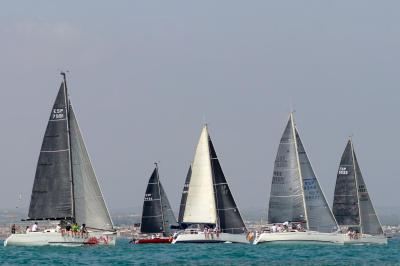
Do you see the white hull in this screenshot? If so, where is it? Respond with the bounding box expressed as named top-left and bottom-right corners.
top-left (4, 230), bottom-right (117, 247)
top-left (253, 231), bottom-right (344, 245)
top-left (343, 234), bottom-right (387, 245)
top-left (172, 232), bottom-right (249, 244)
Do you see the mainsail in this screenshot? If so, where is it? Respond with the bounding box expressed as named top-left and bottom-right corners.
top-left (141, 168), bottom-right (164, 233)
top-left (268, 116), bottom-right (306, 225)
top-left (29, 81), bottom-right (73, 220)
top-left (332, 141), bottom-right (360, 227)
top-left (181, 125), bottom-right (246, 233)
top-left (333, 140), bottom-right (383, 235)
top-left (268, 113), bottom-right (338, 233)
top-left (28, 74), bottom-right (113, 230)
top-left (141, 166), bottom-right (177, 236)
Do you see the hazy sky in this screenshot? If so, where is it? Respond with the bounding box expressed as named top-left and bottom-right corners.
top-left (0, 1), bottom-right (399, 216)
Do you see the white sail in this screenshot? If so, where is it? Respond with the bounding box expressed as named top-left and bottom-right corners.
top-left (183, 126), bottom-right (217, 224)
top-left (69, 105), bottom-right (114, 230)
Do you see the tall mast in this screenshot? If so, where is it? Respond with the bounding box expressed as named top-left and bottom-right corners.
top-left (290, 113), bottom-right (309, 230)
top-left (155, 162), bottom-right (166, 234)
top-left (350, 139), bottom-right (363, 234)
top-left (61, 71), bottom-right (76, 221)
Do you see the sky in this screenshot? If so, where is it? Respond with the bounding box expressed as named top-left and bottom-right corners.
top-left (0, 1), bottom-right (399, 216)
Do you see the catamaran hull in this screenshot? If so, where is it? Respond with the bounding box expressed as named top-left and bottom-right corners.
top-left (253, 231), bottom-right (344, 245)
top-left (172, 232), bottom-right (249, 244)
top-left (4, 231), bottom-right (117, 247)
top-left (343, 235), bottom-right (387, 245)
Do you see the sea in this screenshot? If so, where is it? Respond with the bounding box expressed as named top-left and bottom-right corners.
top-left (0, 238), bottom-right (399, 265)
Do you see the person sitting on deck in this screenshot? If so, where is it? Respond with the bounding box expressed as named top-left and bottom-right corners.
top-left (282, 221), bottom-right (290, 232)
top-left (204, 227), bottom-right (208, 239)
top-left (296, 223), bottom-right (303, 232)
top-left (271, 224), bottom-right (277, 233)
top-left (277, 224), bottom-right (283, 232)
top-left (55, 223), bottom-right (61, 233)
top-left (31, 222), bottom-right (38, 232)
top-left (11, 224), bottom-right (16, 234)
top-left (213, 226), bottom-right (220, 237)
top-left (80, 224), bottom-right (87, 238)
top-left (25, 226), bottom-right (30, 233)
top-left (347, 229), bottom-right (353, 239)
top-left (71, 223), bottom-right (79, 236)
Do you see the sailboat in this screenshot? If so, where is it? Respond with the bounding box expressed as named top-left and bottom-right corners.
top-left (254, 113), bottom-right (343, 244)
top-left (4, 73), bottom-right (116, 246)
top-left (332, 139), bottom-right (387, 244)
top-left (172, 125), bottom-right (249, 244)
top-left (134, 164), bottom-right (177, 244)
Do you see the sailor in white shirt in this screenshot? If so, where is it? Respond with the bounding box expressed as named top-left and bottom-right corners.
top-left (271, 224), bottom-right (277, 233)
top-left (31, 222), bottom-right (38, 232)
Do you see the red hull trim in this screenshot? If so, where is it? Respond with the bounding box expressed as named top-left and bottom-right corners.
top-left (134, 238), bottom-right (172, 244)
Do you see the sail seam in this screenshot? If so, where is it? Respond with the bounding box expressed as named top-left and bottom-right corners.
top-left (41, 149), bottom-right (69, 153)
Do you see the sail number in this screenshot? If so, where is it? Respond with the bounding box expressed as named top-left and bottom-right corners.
top-left (144, 193), bottom-right (153, 201)
top-left (52, 108), bottom-right (65, 119)
top-left (338, 167), bottom-right (348, 175)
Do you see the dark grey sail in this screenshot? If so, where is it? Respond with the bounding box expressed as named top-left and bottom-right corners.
top-left (354, 152), bottom-right (383, 235)
top-left (268, 116), bottom-right (306, 225)
top-left (159, 182), bottom-right (177, 236)
top-left (178, 166), bottom-right (191, 224)
top-left (295, 129), bottom-right (338, 233)
top-left (28, 82), bottom-right (73, 220)
top-left (333, 140), bottom-right (383, 235)
top-left (332, 140), bottom-right (360, 227)
top-left (140, 168), bottom-right (164, 233)
top-left (69, 105), bottom-right (113, 230)
top-left (209, 137), bottom-right (247, 234)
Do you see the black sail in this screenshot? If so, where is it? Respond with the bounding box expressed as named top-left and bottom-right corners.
top-left (332, 140), bottom-right (360, 227)
top-left (140, 168), bottom-right (164, 233)
top-left (28, 82), bottom-right (73, 220)
top-left (178, 166), bottom-right (191, 224)
top-left (209, 137), bottom-right (246, 234)
top-left (354, 153), bottom-right (383, 235)
top-left (333, 140), bottom-right (383, 235)
top-left (159, 182), bottom-right (177, 236)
